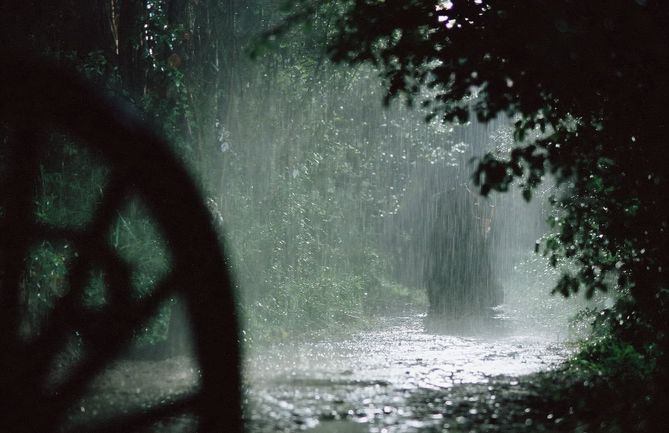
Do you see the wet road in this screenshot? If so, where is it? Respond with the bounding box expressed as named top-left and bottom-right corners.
top-left (244, 314), bottom-right (567, 433)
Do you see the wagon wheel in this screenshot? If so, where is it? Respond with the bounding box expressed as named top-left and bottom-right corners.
top-left (0, 57), bottom-right (242, 433)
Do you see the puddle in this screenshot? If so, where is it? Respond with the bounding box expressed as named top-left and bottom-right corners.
top-left (305, 419), bottom-right (369, 433)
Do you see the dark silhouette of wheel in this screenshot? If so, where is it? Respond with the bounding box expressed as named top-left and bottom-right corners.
top-left (0, 55), bottom-right (242, 433)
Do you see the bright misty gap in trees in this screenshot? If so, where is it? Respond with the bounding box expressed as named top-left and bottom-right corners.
top-left (208, 63), bottom-right (593, 343)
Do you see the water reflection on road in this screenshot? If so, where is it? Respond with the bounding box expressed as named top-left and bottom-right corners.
top-left (244, 314), bottom-right (567, 433)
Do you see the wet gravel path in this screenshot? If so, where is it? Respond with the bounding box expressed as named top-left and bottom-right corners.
top-left (243, 315), bottom-right (572, 433)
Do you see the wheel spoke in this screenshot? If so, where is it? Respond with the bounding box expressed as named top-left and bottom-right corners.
top-left (26, 177), bottom-right (131, 387)
top-left (0, 128), bottom-right (42, 356)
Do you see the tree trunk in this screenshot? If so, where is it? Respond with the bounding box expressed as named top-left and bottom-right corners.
top-left (117, 0), bottom-right (146, 100)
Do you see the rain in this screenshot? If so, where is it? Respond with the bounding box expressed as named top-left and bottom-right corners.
top-left (3, 1), bottom-right (665, 432)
